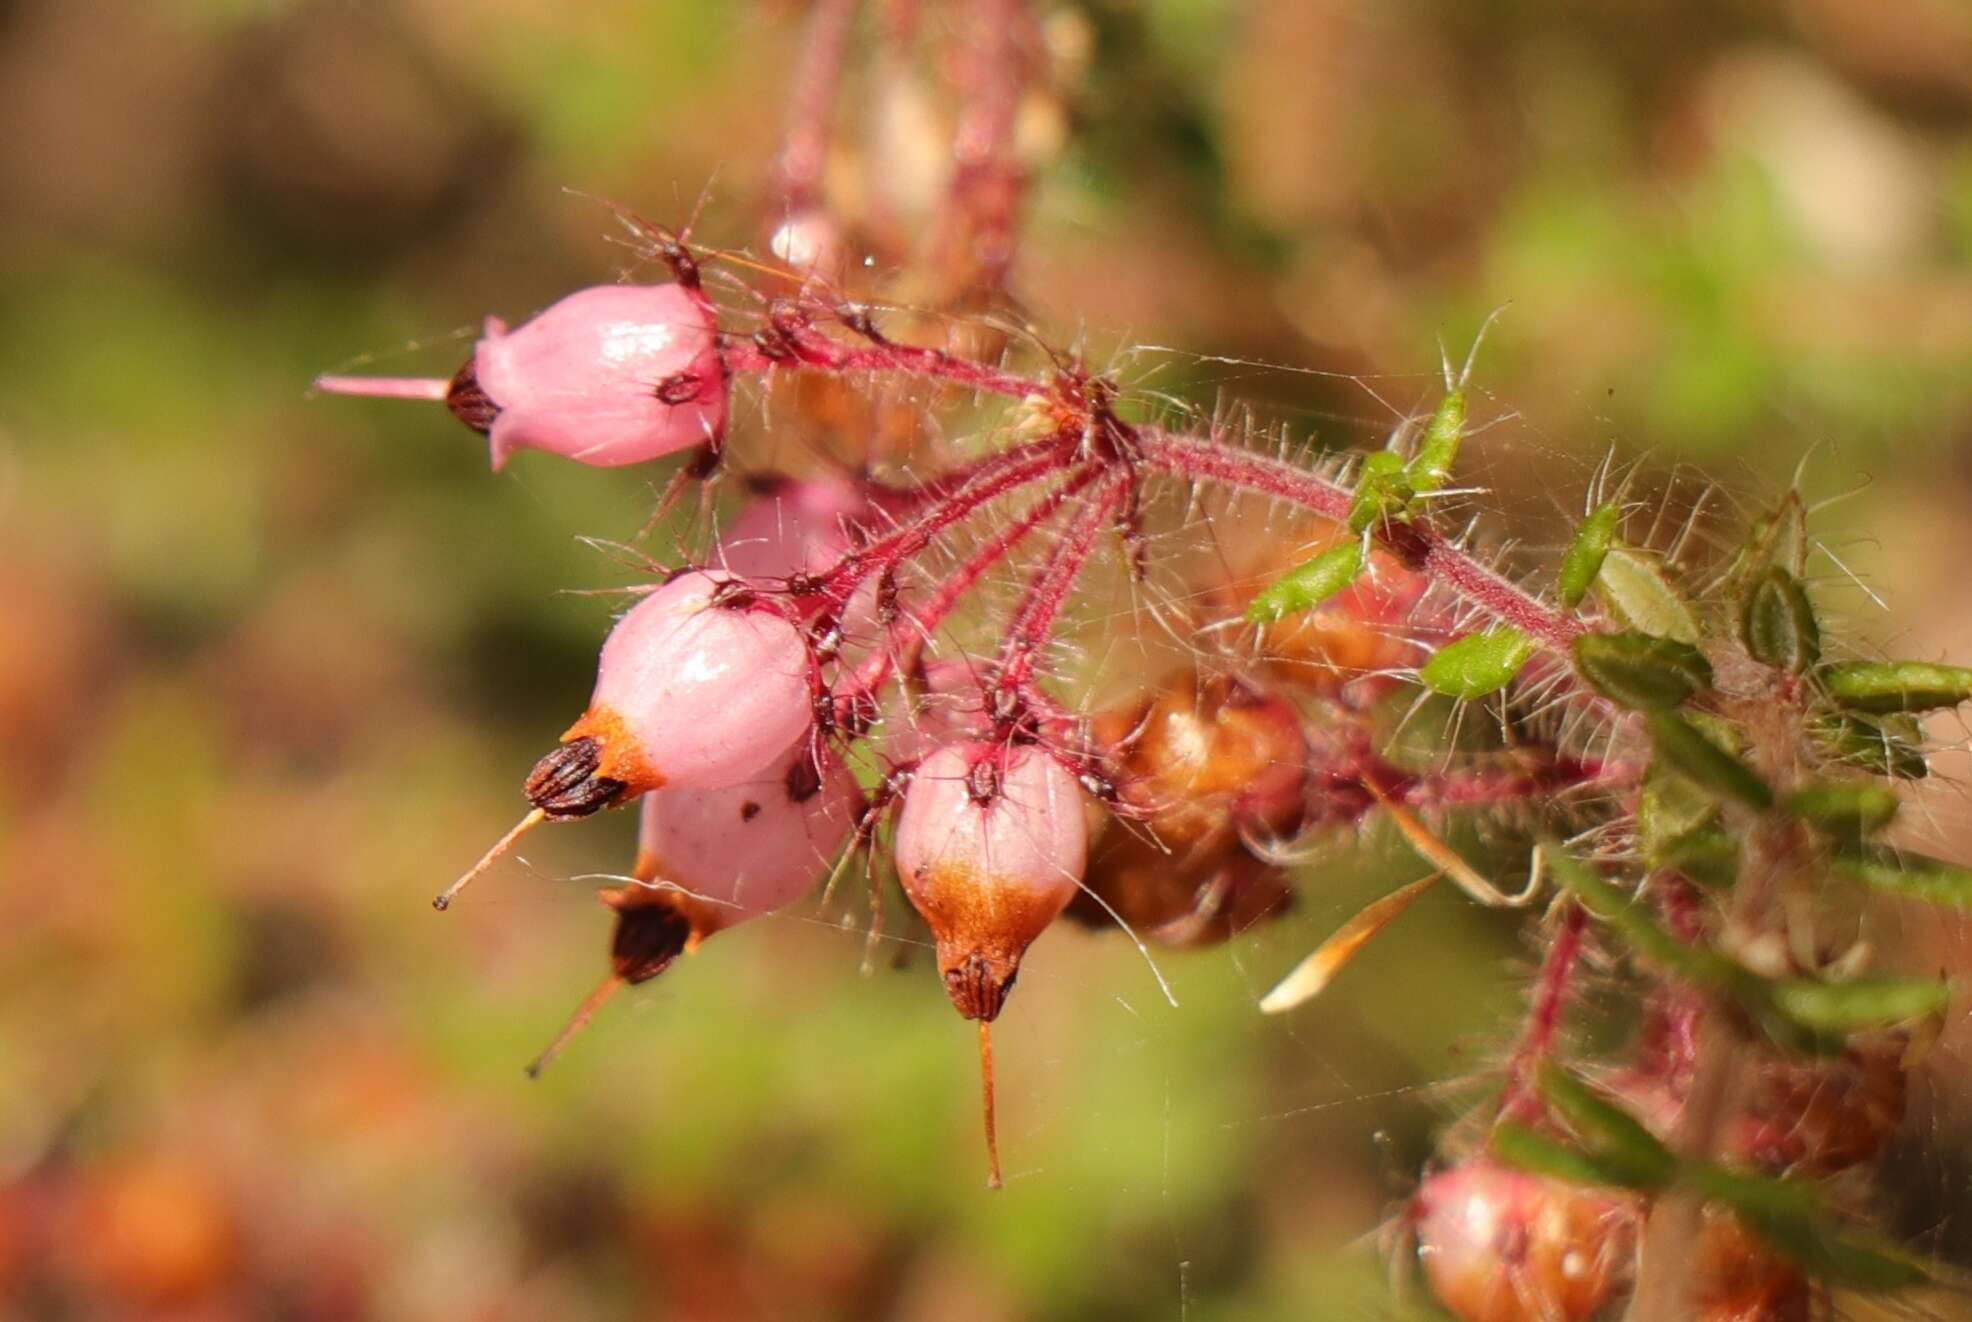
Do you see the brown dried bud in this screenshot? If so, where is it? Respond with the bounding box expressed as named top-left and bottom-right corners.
top-left (525, 737), bottom-right (627, 819)
top-left (1736, 1039), bottom-right (1907, 1174)
top-left (1068, 830), bottom-right (1292, 948)
top-left (444, 358), bottom-right (499, 434)
top-left (1093, 671), bottom-right (1312, 858)
top-left (943, 952), bottom-right (1015, 1023)
top-left (607, 901), bottom-right (692, 985)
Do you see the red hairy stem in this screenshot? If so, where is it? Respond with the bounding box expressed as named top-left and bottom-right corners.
top-left (725, 328), bottom-right (1038, 400)
top-left (1402, 757), bottom-right (1639, 811)
top-left (840, 464), bottom-right (1103, 708)
top-left (879, 434), bottom-right (1083, 513)
top-left (772, 0), bottom-right (861, 220)
top-left (723, 328), bottom-right (1590, 655)
top-left (808, 436), bottom-right (1078, 607)
top-left (1134, 428), bottom-right (1585, 652)
top-left (994, 471), bottom-right (1133, 699)
top-left (1495, 902), bottom-right (1590, 1127)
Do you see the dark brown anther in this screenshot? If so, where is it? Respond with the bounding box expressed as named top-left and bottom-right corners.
top-left (657, 234), bottom-right (699, 289)
top-left (943, 953), bottom-right (1014, 1022)
top-left (751, 326), bottom-right (795, 361)
top-left (836, 303), bottom-right (882, 341)
top-left (836, 689), bottom-right (878, 737)
top-left (684, 442), bottom-right (721, 479)
top-left (965, 757), bottom-right (1000, 805)
top-left (875, 572), bottom-right (900, 627)
top-left (784, 749), bottom-right (824, 803)
top-left (609, 903), bottom-right (692, 984)
top-left (655, 371), bottom-right (703, 405)
top-left (444, 359), bottom-right (499, 434)
top-left (524, 738), bottom-right (627, 819)
top-left (708, 580), bottom-right (758, 610)
top-left (740, 800), bottom-right (762, 821)
top-left (768, 299), bottom-right (809, 339)
top-left (989, 685), bottom-right (1021, 724)
top-left (1079, 768), bottom-right (1119, 803)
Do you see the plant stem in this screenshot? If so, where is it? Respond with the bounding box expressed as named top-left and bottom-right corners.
top-left (994, 471), bottom-right (1131, 699)
top-left (772, 0), bottom-right (861, 221)
top-left (836, 465), bottom-right (1100, 715)
top-left (1497, 902), bottom-right (1589, 1126)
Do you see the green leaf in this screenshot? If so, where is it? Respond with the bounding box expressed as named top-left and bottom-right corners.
top-left (1572, 632), bottom-right (1713, 710)
top-left (1347, 451), bottom-right (1413, 534)
top-left (1784, 781), bottom-right (1899, 840)
top-left (1536, 1064), bottom-right (1677, 1190)
top-left (1684, 1164), bottom-right (1933, 1290)
top-left (1405, 389), bottom-right (1465, 494)
top-left (1593, 545), bottom-right (1699, 644)
top-left (1768, 974), bottom-right (1951, 1034)
top-left (1638, 763), bottom-right (1720, 857)
top-left (1810, 713), bottom-right (1928, 781)
top-left (1557, 501), bottom-right (1620, 609)
top-left (1246, 540), bottom-right (1365, 623)
top-left (1490, 1124), bottom-right (1649, 1190)
top-left (1821, 661), bottom-right (1972, 715)
top-left (1648, 712), bottom-right (1774, 810)
top-left (1740, 566), bottom-right (1820, 675)
top-left (1833, 849), bottom-right (1972, 909)
top-left (1544, 845), bottom-right (1739, 986)
top-left (1420, 627), bottom-right (1537, 698)
top-left (1718, 490), bottom-right (1807, 593)
top-left (1655, 827), bottom-right (1739, 891)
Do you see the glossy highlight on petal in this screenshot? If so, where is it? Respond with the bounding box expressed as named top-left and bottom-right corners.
top-left (564, 571), bottom-right (814, 794)
top-left (475, 283), bottom-right (727, 469)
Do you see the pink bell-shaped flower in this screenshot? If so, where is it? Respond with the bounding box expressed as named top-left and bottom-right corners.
top-left (432, 569), bottom-right (817, 913)
top-left (557, 570), bottom-right (815, 800)
top-left (630, 741), bottom-right (863, 942)
top-left (522, 743), bottom-right (864, 1077)
top-left (316, 282), bottom-right (727, 470)
top-left (893, 740), bottom-right (1088, 1022)
top-left (892, 739), bottom-right (1087, 1188)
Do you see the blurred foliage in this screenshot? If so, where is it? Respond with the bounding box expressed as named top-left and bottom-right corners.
top-left (2, 0), bottom-right (1970, 1317)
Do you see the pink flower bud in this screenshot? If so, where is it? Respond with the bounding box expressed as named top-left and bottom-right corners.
top-left (892, 741), bottom-right (1087, 1021)
top-left (550, 571), bottom-right (815, 804)
top-left (630, 742), bottom-right (863, 942)
top-left (1412, 1161), bottom-right (1632, 1322)
top-left (474, 283), bottom-right (727, 470)
top-left (315, 283), bottom-right (728, 471)
top-left (522, 744), bottom-right (862, 1079)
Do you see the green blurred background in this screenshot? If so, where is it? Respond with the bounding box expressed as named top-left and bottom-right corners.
top-left (3, 1), bottom-right (1971, 1318)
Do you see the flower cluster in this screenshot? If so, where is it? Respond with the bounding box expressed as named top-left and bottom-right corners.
top-left (317, 4), bottom-right (1972, 1315)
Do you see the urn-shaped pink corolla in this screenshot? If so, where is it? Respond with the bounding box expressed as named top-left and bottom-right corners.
top-left (535, 571), bottom-right (814, 813)
top-left (628, 742), bottom-right (863, 943)
top-left (316, 283), bottom-right (728, 470)
top-left (893, 741), bottom-right (1088, 1021)
top-left (473, 283), bottom-right (727, 470)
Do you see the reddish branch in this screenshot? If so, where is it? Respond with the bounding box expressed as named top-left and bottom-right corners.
top-left (772, 0), bottom-right (862, 222)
